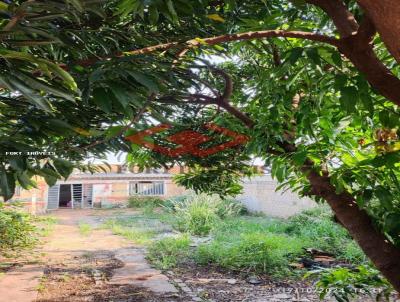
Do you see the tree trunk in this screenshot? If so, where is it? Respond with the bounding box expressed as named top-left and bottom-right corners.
top-left (304, 166), bottom-right (400, 292)
top-left (357, 0), bottom-right (400, 64)
top-left (221, 99), bottom-right (400, 291)
top-left (338, 38), bottom-right (400, 107)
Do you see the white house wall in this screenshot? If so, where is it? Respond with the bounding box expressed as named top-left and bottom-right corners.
top-left (237, 175), bottom-right (316, 218)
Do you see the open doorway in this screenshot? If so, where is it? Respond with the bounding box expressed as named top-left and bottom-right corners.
top-left (59, 184), bottom-right (72, 208)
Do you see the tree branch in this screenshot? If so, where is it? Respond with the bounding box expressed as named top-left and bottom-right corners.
top-left (64, 30), bottom-right (339, 69)
top-left (306, 0), bottom-right (359, 37)
top-left (126, 30), bottom-right (340, 56)
top-left (209, 67), bottom-right (233, 101)
top-left (354, 15), bottom-right (376, 43)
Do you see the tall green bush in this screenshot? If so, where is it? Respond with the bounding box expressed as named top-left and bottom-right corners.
top-left (166, 194), bottom-right (244, 236)
top-left (0, 203), bottom-right (37, 252)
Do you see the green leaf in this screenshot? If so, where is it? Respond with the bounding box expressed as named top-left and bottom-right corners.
top-left (165, 0), bottom-right (178, 23)
top-left (0, 167), bottom-right (15, 201)
top-left (306, 48), bottom-right (321, 65)
top-left (9, 159), bottom-right (27, 171)
top-left (340, 86), bottom-right (358, 113)
top-left (92, 87), bottom-right (113, 113)
top-left (37, 168), bottom-right (60, 187)
top-left (127, 71), bottom-right (159, 92)
top-left (148, 6), bottom-right (159, 24)
top-left (43, 60), bottom-right (78, 92)
top-left (47, 119), bottom-right (75, 134)
top-left (0, 76), bottom-right (53, 112)
top-left (15, 171), bottom-right (35, 190)
top-left (53, 159), bottom-right (74, 179)
top-left (375, 186), bottom-right (394, 210)
top-left (14, 72), bottom-right (76, 102)
top-left (287, 47), bottom-right (303, 65)
top-left (0, 2), bottom-right (8, 10)
top-left (110, 82), bottom-right (141, 108)
top-left (105, 125), bottom-right (125, 139)
top-left (292, 150), bottom-right (307, 165)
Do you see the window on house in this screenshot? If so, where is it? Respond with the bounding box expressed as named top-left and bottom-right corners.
top-left (129, 181), bottom-right (164, 196)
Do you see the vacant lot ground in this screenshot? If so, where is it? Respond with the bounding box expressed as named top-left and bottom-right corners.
top-left (0, 205), bottom-right (392, 302)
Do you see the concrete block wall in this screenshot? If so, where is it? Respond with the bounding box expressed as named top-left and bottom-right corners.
top-left (237, 175), bottom-right (316, 218)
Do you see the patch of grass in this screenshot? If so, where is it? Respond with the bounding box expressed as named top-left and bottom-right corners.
top-left (284, 206), bottom-right (366, 264)
top-left (196, 231), bottom-right (304, 278)
top-left (60, 272), bottom-right (71, 282)
top-left (36, 275), bottom-right (47, 293)
top-left (103, 219), bottom-right (156, 245)
top-left (78, 223), bottom-right (92, 236)
top-left (190, 206), bottom-right (367, 278)
top-left (35, 216), bottom-right (57, 237)
top-left (147, 234), bottom-right (191, 270)
top-left (103, 204), bottom-right (367, 282)
top-left (127, 196), bottom-right (163, 208)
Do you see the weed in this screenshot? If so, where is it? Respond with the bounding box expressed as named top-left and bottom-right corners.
top-left (285, 206), bottom-right (365, 263)
top-left (0, 203), bottom-right (37, 252)
top-left (82, 252), bottom-right (95, 259)
top-left (78, 223), bottom-right (92, 236)
top-left (306, 265), bottom-right (393, 301)
top-left (166, 194), bottom-right (244, 236)
top-left (127, 196), bottom-right (163, 208)
top-left (61, 273), bottom-right (71, 282)
top-left (103, 219), bottom-right (155, 245)
top-left (147, 234), bottom-right (191, 270)
top-left (36, 275), bottom-right (47, 293)
top-left (35, 216), bottom-right (57, 237)
top-left (196, 232), bottom-right (304, 277)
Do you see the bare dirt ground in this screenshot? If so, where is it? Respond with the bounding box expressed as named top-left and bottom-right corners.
top-left (36, 209), bottom-right (186, 302)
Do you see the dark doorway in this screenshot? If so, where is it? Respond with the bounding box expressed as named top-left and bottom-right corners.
top-left (59, 184), bottom-right (72, 208)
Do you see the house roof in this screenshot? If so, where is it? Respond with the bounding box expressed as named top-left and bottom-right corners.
top-left (68, 172), bottom-right (173, 181)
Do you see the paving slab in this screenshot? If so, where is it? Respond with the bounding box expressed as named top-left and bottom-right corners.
top-left (110, 248), bottom-right (178, 293)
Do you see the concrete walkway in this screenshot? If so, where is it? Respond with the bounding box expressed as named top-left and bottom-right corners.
top-left (110, 248), bottom-right (177, 293)
top-left (0, 209), bottom-right (177, 301)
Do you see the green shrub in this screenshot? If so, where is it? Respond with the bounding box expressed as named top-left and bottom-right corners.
top-left (285, 206), bottom-right (365, 263)
top-left (127, 196), bottom-right (163, 208)
top-left (307, 265), bottom-right (393, 301)
top-left (162, 195), bottom-right (189, 212)
top-left (0, 203), bottom-right (37, 252)
top-left (147, 234), bottom-right (191, 270)
top-left (175, 201), bottom-right (219, 236)
top-left (166, 194), bottom-right (245, 235)
top-left (196, 232), bottom-right (304, 277)
top-left (215, 198), bottom-right (247, 218)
